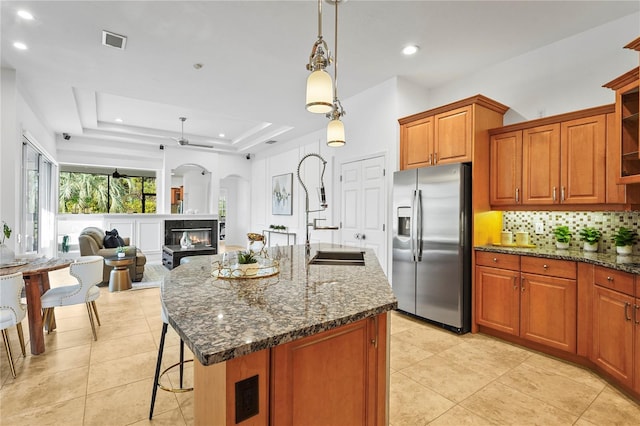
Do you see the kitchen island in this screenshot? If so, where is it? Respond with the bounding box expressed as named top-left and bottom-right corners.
top-left (162, 244), bottom-right (397, 425)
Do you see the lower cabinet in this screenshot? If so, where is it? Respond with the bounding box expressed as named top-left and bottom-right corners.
top-left (475, 253), bottom-right (577, 354)
top-left (520, 257), bottom-right (577, 353)
top-left (271, 316), bottom-right (386, 425)
top-left (476, 253), bottom-right (640, 399)
top-left (475, 254), bottom-right (520, 336)
top-left (591, 266), bottom-right (637, 391)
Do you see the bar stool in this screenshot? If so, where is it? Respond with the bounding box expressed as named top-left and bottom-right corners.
top-left (149, 302), bottom-right (193, 419)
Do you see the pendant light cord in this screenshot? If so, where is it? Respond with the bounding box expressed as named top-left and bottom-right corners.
top-left (317, 0), bottom-right (323, 40)
top-left (333, 0), bottom-right (339, 102)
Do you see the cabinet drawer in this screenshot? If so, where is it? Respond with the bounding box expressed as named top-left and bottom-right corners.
top-left (476, 252), bottom-right (520, 270)
top-left (593, 266), bottom-right (635, 296)
top-left (521, 257), bottom-right (576, 279)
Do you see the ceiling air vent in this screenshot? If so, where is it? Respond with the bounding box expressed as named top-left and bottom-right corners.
top-left (265, 140), bottom-right (277, 145)
top-left (102, 30), bottom-right (127, 50)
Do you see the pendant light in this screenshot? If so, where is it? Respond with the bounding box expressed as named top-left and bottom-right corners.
top-left (326, 0), bottom-right (345, 147)
top-left (305, 0), bottom-right (333, 114)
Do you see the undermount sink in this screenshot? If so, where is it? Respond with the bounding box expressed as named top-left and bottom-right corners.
top-left (308, 250), bottom-right (365, 266)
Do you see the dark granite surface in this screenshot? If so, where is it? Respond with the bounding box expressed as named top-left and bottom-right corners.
top-left (162, 244), bottom-right (397, 366)
top-left (476, 245), bottom-right (640, 274)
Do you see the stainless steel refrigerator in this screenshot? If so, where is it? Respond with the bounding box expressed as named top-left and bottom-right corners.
top-left (392, 163), bottom-right (471, 334)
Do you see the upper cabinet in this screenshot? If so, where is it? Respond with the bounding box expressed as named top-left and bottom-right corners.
top-left (400, 116), bottom-right (434, 169)
top-left (604, 67), bottom-right (640, 184)
top-left (490, 107), bottom-right (612, 207)
top-left (603, 37), bottom-right (640, 184)
top-left (399, 95), bottom-right (508, 170)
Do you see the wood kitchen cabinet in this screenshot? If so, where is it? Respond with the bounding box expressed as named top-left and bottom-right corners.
top-left (399, 95), bottom-right (508, 170)
top-left (520, 257), bottom-right (577, 353)
top-left (400, 116), bottom-right (433, 169)
top-left (489, 108), bottom-right (608, 207)
top-left (489, 131), bottom-right (522, 205)
top-left (171, 186), bottom-right (183, 204)
top-left (271, 315), bottom-right (386, 425)
top-left (591, 266), bottom-right (637, 390)
top-left (434, 105), bottom-right (472, 164)
top-left (475, 252), bottom-right (521, 336)
top-left (522, 123), bottom-right (561, 205)
top-left (475, 253), bottom-right (577, 354)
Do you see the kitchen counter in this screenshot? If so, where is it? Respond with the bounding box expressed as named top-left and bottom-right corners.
top-left (161, 243), bottom-right (397, 366)
top-left (475, 245), bottom-right (640, 274)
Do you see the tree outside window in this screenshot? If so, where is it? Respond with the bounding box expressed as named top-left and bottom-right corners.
top-left (59, 171), bottom-right (156, 214)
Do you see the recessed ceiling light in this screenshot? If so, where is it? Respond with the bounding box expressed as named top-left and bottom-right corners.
top-left (13, 41), bottom-right (27, 50)
top-left (17, 10), bottom-right (34, 20)
top-left (114, 118), bottom-right (123, 123)
top-left (218, 133), bottom-right (225, 138)
top-left (402, 45), bottom-right (419, 56)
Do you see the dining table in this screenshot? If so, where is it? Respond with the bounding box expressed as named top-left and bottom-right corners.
top-left (0, 257), bottom-right (74, 355)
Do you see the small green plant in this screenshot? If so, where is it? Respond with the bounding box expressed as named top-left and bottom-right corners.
top-left (1, 221), bottom-right (11, 245)
top-left (237, 250), bottom-right (257, 264)
top-left (579, 227), bottom-right (602, 243)
top-left (612, 227), bottom-right (638, 247)
top-left (116, 246), bottom-right (126, 254)
top-left (553, 226), bottom-right (571, 243)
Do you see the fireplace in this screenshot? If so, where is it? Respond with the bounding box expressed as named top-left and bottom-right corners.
top-left (162, 219), bottom-right (218, 269)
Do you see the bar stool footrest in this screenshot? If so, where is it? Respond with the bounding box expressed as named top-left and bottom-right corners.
top-left (157, 359), bottom-right (194, 393)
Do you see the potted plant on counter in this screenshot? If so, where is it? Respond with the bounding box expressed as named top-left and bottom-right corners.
top-left (0, 221), bottom-right (15, 265)
top-left (553, 226), bottom-right (571, 250)
top-left (612, 226), bottom-right (638, 255)
top-left (579, 227), bottom-right (602, 252)
top-left (237, 250), bottom-right (259, 276)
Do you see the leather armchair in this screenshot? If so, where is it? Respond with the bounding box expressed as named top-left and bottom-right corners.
top-left (78, 227), bottom-right (146, 283)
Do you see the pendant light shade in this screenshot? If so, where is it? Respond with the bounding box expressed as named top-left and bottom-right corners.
top-left (327, 116), bottom-right (345, 147)
top-left (306, 69), bottom-right (333, 113)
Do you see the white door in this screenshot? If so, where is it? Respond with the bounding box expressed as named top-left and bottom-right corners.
top-left (340, 156), bottom-right (386, 270)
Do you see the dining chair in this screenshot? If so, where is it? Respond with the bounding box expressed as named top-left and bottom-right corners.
top-left (149, 301), bottom-right (193, 419)
top-left (41, 255), bottom-right (103, 340)
top-left (0, 272), bottom-right (27, 379)
top-left (0, 272), bottom-right (27, 378)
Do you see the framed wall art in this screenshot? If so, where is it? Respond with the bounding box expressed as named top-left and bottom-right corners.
top-left (272, 173), bottom-right (293, 215)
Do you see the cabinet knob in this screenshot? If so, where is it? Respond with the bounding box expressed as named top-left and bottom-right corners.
top-left (607, 276), bottom-right (613, 281)
top-left (492, 257), bottom-right (498, 263)
top-left (543, 264), bottom-right (548, 269)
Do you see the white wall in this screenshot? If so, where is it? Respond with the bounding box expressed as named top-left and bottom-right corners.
top-left (249, 14), bottom-right (640, 276)
top-left (425, 13), bottom-right (639, 124)
top-left (1, 67), bottom-right (58, 254)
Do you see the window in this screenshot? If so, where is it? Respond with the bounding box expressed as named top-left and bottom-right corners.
top-left (22, 138), bottom-right (56, 256)
top-left (59, 169), bottom-right (156, 214)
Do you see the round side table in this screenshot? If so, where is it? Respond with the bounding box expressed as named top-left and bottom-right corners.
top-left (104, 257), bottom-right (134, 292)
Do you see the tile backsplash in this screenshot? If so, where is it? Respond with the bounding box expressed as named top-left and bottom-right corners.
top-left (502, 211), bottom-right (640, 254)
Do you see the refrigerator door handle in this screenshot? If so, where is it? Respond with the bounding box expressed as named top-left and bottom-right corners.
top-left (417, 189), bottom-right (423, 262)
top-left (410, 189), bottom-right (417, 261)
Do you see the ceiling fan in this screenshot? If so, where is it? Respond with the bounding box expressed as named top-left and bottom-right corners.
top-left (112, 169), bottom-right (128, 178)
top-left (171, 117), bottom-right (214, 149)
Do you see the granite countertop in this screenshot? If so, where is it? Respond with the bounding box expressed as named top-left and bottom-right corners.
top-left (475, 245), bottom-right (640, 274)
top-left (162, 244), bottom-right (397, 366)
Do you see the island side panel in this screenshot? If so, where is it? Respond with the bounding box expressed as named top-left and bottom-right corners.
top-left (270, 313), bottom-right (388, 426)
top-left (194, 349), bottom-right (270, 426)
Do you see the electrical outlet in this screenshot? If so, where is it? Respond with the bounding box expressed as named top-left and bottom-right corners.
top-left (534, 222), bottom-right (545, 234)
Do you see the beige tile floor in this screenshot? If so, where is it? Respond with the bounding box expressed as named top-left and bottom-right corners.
top-left (1, 261), bottom-right (639, 425)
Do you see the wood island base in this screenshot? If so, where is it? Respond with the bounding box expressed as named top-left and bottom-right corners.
top-left (194, 313), bottom-right (389, 426)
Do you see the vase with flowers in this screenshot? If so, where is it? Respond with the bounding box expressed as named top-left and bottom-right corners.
top-left (0, 221), bottom-right (15, 265)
